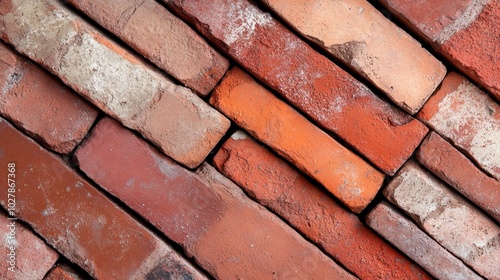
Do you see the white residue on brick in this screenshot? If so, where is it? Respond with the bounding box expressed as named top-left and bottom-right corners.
top-left (231, 130), bottom-right (248, 140)
top-left (429, 79), bottom-right (500, 180)
top-left (223, 1), bottom-right (274, 45)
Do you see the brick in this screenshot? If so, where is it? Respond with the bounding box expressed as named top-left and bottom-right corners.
top-left (44, 264), bottom-right (86, 280)
top-left (366, 202), bottom-right (482, 280)
top-left (211, 68), bottom-right (384, 213)
top-left (66, 0), bottom-right (229, 96)
top-left (379, 0), bottom-right (500, 100)
top-left (0, 0), bottom-right (230, 168)
top-left (261, 0), bottom-right (446, 114)
top-left (0, 118), bottom-right (206, 280)
top-left (417, 132), bottom-right (500, 222)
top-left (0, 211), bottom-right (58, 279)
top-left (213, 131), bottom-right (431, 279)
top-left (0, 42), bottom-right (97, 154)
top-left (75, 117), bottom-right (354, 279)
top-left (384, 161), bottom-right (500, 279)
top-left (418, 72), bottom-right (500, 180)
top-left (165, 0), bottom-right (429, 175)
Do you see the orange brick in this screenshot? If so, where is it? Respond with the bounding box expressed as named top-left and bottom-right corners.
top-left (213, 131), bottom-right (431, 279)
top-left (211, 68), bottom-right (384, 213)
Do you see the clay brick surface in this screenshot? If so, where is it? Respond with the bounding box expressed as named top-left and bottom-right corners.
top-left (379, 0), bottom-right (500, 100)
top-left (0, 42), bottom-right (97, 154)
top-left (0, 0), bottom-right (230, 168)
top-left (366, 201), bottom-right (482, 280)
top-left (67, 0), bottom-right (229, 96)
top-left (44, 264), bottom-right (86, 280)
top-left (261, 0), bottom-right (446, 114)
top-left (166, 0), bottom-right (429, 175)
top-left (417, 132), bottom-right (500, 222)
top-left (0, 211), bottom-right (59, 279)
top-left (384, 161), bottom-right (500, 279)
top-left (0, 118), bottom-right (206, 280)
top-left (75, 117), bottom-right (354, 279)
top-left (418, 72), bottom-right (500, 180)
top-left (211, 68), bottom-right (384, 213)
top-left (213, 131), bottom-right (431, 279)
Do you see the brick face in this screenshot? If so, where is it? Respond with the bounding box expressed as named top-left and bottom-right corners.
top-left (0, 0), bottom-right (230, 168)
top-left (166, 0), bottom-right (429, 175)
top-left (213, 131), bottom-right (432, 279)
top-left (66, 0), bottom-right (229, 96)
top-left (0, 118), bottom-right (206, 279)
top-left (211, 67), bottom-right (384, 213)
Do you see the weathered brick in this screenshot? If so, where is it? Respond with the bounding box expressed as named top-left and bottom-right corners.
top-left (417, 132), bottom-right (500, 222)
top-left (211, 68), bottom-right (384, 213)
top-left (366, 201), bottom-right (482, 280)
top-left (0, 118), bottom-right (206, 280)
top-left (44, 264), bottom-right (86, 280)
top-left (0, 42), bottom-right (97, 154)
top-left (213, 131), bottom-right (431, 279)
top-left (75, 117), bottom-right (354, 279)
top-left (418, 72), bottom-right (500, 180)
top-left (66, 0), bottom-right (229, 96)
top-left (0, 0), bottom-right (230, 168)
top-left (384, 161), bottom-right (500, 279)
top-left (379, 0), bottom-right (500, 100)
top-left (0, 211), bottom-right (58, 279)
top-left (165, 0), bottom-right (429, 175)
top-left (260, 0), bottom-right (446, 114)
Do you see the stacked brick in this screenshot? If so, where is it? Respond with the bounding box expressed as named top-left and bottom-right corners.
top-left (0, 0), bottom-right (499, 278)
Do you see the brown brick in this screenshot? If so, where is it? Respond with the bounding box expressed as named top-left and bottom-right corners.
top-left (366, 201), bottom-right (482, 280)
top-left (66, 0), bottom-right (229, 96)
top-left (0, 118), bottom-right (206, 279)
top-left (418, 72), bottom-right (500, 180)
top-left (44, 264), bottom-right (86, 280)
top-left (75, 117), bottom-right (354, 279)
top-left (0, 42), bottom-right (97, 154)
top-left (0, 0), bottom-right (230, 168)
top-left (417, 132), bottom-right (500, 222)
top-left (213, 131), bottom-right (431, 279)
top-left (384, 161), bottom-right (500, 279)
top-left (0, 211), bottom-right (59, 279)
top-left (165, 0), bottom-right (429, 175)
top-left (211, 68), bottom-right (384, 213)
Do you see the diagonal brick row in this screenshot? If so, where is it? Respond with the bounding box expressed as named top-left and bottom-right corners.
top-left (165, 0), bottom-right (429, 175)
top-left (0, 0), bottom-right (230, 168)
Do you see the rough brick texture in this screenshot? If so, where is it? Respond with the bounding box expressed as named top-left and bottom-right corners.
top-left (384, 161), bottom-right (500, 279)
top-left (418, 72), bottom-right (500, 180)
top-left (0, 42), bottom-right (97, 154)
top-left (0, 0), bottom-right (230, 168)
top-left (0, 211), bottom-right (59, 279)
top-left (0, 118), bottom-right (206, 280)
top-left (417, 132), bottom-right (500, 222)
top-left (261, 0), bottom-right (446, 114)
top-left (166, 0), bottom-right (429, 175)
top-left (67, 0), bottom-right (229, 96)
top-left (213, 131), bottom-right (431, 279)
top-left (211, 68), bottom-right (384, 213)
top-left (75, 117), bottom-right (354, 279)
top-left (44, 264), bottom-right (86, 280)
top-left (379, 0), bottom-right (500, 100)
top-left (366, 202), bottom-right (482, 280)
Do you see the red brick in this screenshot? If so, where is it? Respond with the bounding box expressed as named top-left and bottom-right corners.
top-left (417, 132), bottom-right (500, 222)
top-left (211, 68), bottom-right (384, 213)
top-left (0, 211), bottom-right (58, 279)
top-left (75, 117), bottom-right (354, 279)
top-left (0, 0), bottom-right (230, 168)
top-left (165, 0), bottom-right (429, 175)
top-left (379, 0), bottom-right (500, 100)
top-left (44, 264), bottom-right (86, 280)
top-left (261, 0), bottom-right (446, 114)
top-left (0, 118), bottom-right (206, 279)
top-left (366, 202), bottom-right (482, 280)
top-left (384, 161), bottom-right (500, 279)
top-left (418, 72), bottom-right (500, 180)
top-left (0, 42), bottom-right (97, 154)
top-left (66, 0), bottom-right (229, 96)
top-left (213, 131), bottom-right (431, 279)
